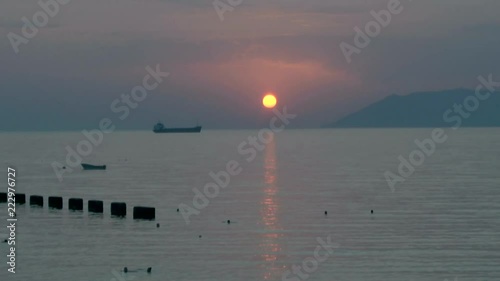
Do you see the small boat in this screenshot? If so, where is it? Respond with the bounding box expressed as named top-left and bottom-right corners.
top-left (153, 122), bottom-right (202, 133)
top-left (81, 163), bottom-right (106, 170)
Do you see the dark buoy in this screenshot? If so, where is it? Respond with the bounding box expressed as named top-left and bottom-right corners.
top-left (371, 210), bottom-right (374, 214)
top-left (227, 220), bottom-right (231, 224)
top-left (123, 267), bottom-right (128, 273)
top-left (324, 211), bottom-right (328, 215)
top-left (176, 208), bottom-right (179, 212)
top-left (156, 223), bottom-right (160, 228)
top-left (147, 267), bottom-right (152, 273)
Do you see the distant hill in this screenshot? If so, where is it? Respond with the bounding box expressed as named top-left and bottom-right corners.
top-left (328, 89), bottom-right (500, 128)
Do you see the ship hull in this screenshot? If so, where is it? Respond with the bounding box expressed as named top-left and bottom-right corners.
top-left (81, 163), bottom-right (106, 170)
top-left (153, 126), bottom-right (202, 133)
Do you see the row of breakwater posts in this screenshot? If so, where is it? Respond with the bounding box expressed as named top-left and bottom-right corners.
top-left (0, 193), bottom-right (155, 220)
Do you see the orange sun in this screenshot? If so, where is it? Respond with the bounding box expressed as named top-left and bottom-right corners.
top-left (262, 94), bottom-right (277, 109)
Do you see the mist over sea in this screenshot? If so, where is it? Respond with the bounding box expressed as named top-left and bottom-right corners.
top-left (1, 129), bottom-right (499, 281)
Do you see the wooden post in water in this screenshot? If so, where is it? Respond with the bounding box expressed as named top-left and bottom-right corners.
top-left (88, 200), bottom-right (104, 213)
top-left (16, 194), bottom-right (26, 205)
top-left (68, 198), bottom-right (84, 211)
top-left (111, 202), bottom-right (127, 217)
top-left (133, 206), bottom-right (155, 220)
top-left (48, 196), bottom-right (63, 209)
top-left (30, 195), bottom-right (44, 207)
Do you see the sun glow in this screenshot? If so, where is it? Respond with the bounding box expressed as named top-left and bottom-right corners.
top-left (262, 94), bottom-right (277, 109)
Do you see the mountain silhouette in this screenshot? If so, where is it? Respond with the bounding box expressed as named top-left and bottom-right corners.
top-left (328, 89), bottom-right (500, 128)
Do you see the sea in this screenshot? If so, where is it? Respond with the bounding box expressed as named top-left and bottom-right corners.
top-left (0, 128), bottom-right (499, 281)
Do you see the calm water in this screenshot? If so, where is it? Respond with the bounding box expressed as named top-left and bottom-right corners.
top-left (0, 129), bottom-right (499, 281)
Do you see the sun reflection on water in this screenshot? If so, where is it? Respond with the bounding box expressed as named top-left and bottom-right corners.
top-left (260, 135), bottom-right (285, 280)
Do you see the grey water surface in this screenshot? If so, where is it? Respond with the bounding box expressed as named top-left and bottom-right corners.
top-left (0, 129), bottom-right (499, 281)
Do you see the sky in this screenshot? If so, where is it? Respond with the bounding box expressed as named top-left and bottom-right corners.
top-left (1, 0), bottom-right (499, 130)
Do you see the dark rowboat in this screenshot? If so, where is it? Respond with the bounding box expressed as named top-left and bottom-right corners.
top-left (81, 163), bottom-right (106, 170)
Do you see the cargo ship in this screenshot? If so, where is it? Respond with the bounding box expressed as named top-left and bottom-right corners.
top-left (153, 122), bottom-right (202, 133)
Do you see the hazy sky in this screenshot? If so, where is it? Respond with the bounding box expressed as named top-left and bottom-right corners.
top-left (1, 0), bottom-right (499, 130)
